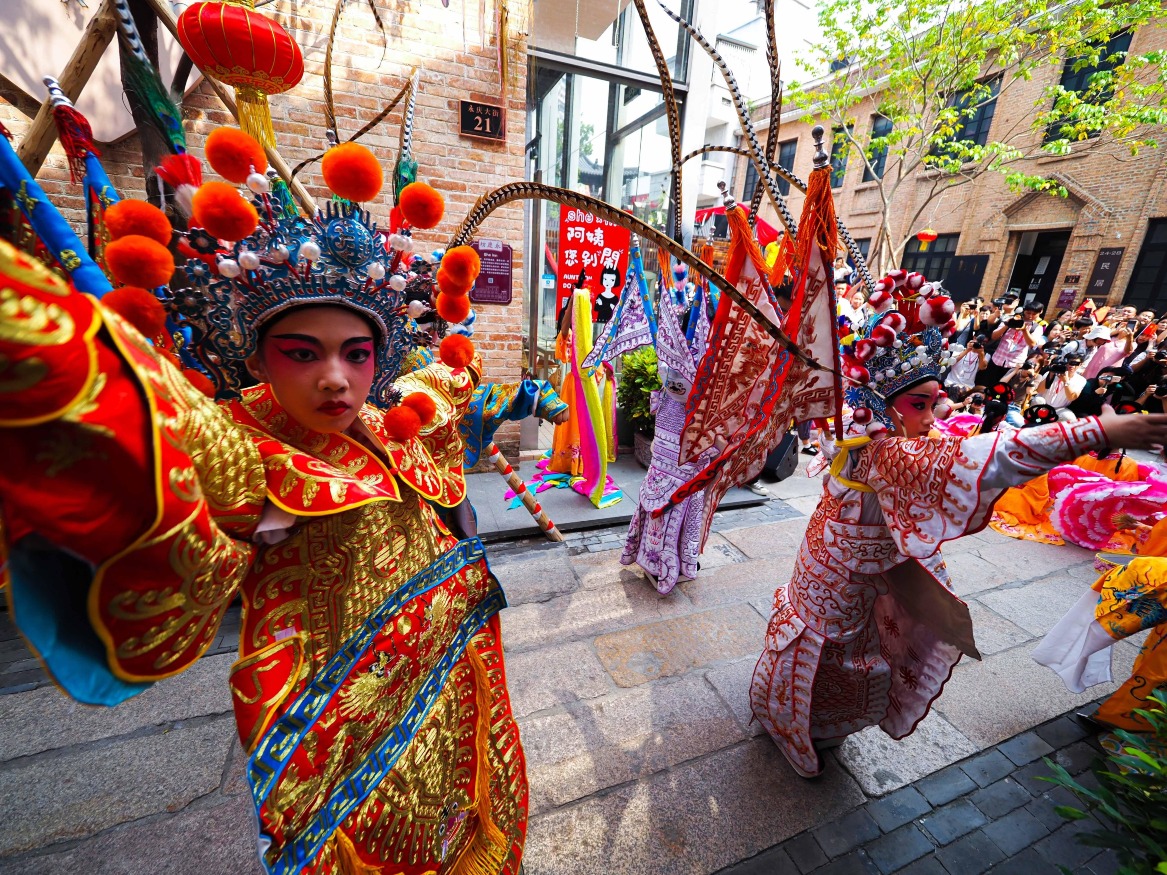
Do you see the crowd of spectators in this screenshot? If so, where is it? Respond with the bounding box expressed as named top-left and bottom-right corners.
top-left (832, 261), bottom-right (1167, 424)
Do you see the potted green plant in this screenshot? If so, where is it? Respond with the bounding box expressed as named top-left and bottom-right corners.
top-left (616, 346), bottom-right (661, 468)
top-left (1041, 689), bottom-right (1167, 872)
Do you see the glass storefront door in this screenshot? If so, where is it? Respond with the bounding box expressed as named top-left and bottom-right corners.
top-left (525, 62), bottom-right (684, 386)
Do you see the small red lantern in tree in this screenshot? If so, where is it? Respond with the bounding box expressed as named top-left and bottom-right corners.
top-left (177, 2), bottom-right (304, 149)
top-left (916, 228), bottom-right (939, 252)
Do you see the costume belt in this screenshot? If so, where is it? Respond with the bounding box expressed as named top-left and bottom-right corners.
top-left (247, 537), bottom-right (504, 875)
top-left (828, 435), bottom-right (875, 493)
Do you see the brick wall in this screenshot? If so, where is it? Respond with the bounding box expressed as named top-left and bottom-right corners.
top-left (735, 19), bottom-right (1167, 317)
top-left (0, 0), bottom-right (529, 455)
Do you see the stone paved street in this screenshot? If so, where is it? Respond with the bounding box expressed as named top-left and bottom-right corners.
top-left (0, 455), bottom-right (1147, 873)
top-left (720, 707), bottom-right (1121, 875)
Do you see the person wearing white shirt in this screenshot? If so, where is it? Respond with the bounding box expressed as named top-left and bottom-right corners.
top-left (1034, 355), bottom-right (1086, 420)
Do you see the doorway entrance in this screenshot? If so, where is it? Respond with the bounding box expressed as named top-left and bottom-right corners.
top-left (1124, 218), bottom-right (1167, 314)
top-left (1006, 230), bottom-right (1071, 310)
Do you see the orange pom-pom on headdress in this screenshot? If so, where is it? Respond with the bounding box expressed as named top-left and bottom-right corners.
top-left (435, 293), bottom-right (471, 324)
top-left (436, 267), bottom-right (473, 297)
top-left (205, 127), bottom-right (267, 184)
top-left (192, 182), bottom-right (260, 241)
top-left (401, 391), bottom-right (437, 426)
top-left (439, 333), bottom-right (475, 368)
top-left (383, 405), bottom-right (422, 442)
top-left (102, 286), bottom-right (168, 338)
top-left (441, 246), bottom-right (480, 285)
top-left (105, 236), bottom-right (175, 288)
top-left (398, 182), bottom-right (444, 229)
top-left (322, 142), bottom-right (383, 203)
top-left (105, 200), bottom-right (172, 246)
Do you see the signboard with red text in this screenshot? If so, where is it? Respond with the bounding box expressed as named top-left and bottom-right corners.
top-left (555, 208), bottom-right (631, 315)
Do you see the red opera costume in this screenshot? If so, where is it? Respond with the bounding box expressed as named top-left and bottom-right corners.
top-left (0, 92), bottom-right (528, 868)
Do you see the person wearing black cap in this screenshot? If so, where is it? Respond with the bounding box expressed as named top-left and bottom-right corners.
top-left (983, 300), bottom-right (1044, 386)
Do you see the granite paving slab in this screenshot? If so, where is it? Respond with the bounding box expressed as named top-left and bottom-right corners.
top-left (0, 714), bottom-right (236, 856)
top-left (0, 654), bottom-right (235, 762)
top-left (0, 792), bottom-right (262, 875)
top-left (593, 602), bottom-right (767, 687)
top-left (517, 674), bottom-right (746, 815)
top-left (524, 738), bottom-right (865, 875)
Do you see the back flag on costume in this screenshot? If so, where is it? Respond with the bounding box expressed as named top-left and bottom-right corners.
top-left (663, 165), bottom-right (843, 546)
top-left (582, 238), bottom-right (656, 369)
top-left (678, 204), bottom-right (786, 466)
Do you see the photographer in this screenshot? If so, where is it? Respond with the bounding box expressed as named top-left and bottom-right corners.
top-left (983, 301), bottom-right (1045, 386)
top-left (945, 335), bottom-right (987, 391)
top-left (1067, 365), bottom-right (1137, 419)
top-left (1033, 354), bottom-right (1086, 420)
top-left (1131, 347), bottom-right (1167, 395)
top-left (1137, 381), bottom-right (1167, 414)
top-left (950, 299), bottom-right (979, 345)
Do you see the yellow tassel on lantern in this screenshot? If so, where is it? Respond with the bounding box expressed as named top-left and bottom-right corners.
top-left (235, 86), bottom-right (277, 150)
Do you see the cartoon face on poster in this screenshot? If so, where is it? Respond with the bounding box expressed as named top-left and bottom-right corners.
top-left (556, 209), bottom-right (631, 320)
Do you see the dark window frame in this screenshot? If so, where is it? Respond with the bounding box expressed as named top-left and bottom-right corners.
top-left (776, 138), bottom-right (797, 196)
top-left (863, 115), bottom-right (893, 181)
top-left (830, 125), bottom-right (853, 189)
top-left (1044, 30), bottom-right (1133, 144)
top-left (742, 160), bottom-right (759, 201)
top-left (950, 76), bottom-right (1001, 149)
top-left (900, 233), bottom-right (960, 282)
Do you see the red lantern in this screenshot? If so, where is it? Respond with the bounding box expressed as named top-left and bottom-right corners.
top-left (915, 228), bottom-right (939, 252)
top-left (177, 2), bottom-right (304, 149)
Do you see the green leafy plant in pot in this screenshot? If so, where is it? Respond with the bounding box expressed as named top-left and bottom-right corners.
top-left (617, 346), bottom-right (661, 467)
top-left (1041, 689), bottom-right (1167, 873)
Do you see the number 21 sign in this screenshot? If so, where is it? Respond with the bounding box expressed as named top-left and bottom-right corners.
top-left (459, 100), bottom-right (505, 141)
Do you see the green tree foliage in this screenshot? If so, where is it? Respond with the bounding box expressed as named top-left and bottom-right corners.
top-left (787, 0), bottom-right (1167, 274)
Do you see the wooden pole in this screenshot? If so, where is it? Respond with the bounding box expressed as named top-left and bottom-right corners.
top-left (486, 442), bottom-right (564, 543)
top-left (140, 0), bottom-right (316, 215)
top-left (17, 0), bottom-right (118, 175)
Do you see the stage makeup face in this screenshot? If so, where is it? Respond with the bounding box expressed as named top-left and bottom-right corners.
top-left (247, 305), bottom-right (376, 434)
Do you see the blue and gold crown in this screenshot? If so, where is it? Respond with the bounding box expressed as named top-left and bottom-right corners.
top-left (167, 193), bottom-right (418, 404)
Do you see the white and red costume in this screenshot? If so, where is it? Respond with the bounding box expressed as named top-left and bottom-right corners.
top-left (750, 416), bottom-right (1109, 776)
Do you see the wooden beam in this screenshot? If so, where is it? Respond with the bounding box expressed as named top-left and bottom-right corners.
top-left (17, 0), bottom-right (118, 175)
top-left (141, 0), bottom-right (316, 214)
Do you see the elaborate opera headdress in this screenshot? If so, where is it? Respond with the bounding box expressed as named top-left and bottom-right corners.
top-left (127, 130), bottom-right (478, 404)
top-left (840, 269), bottom-right (956, 434)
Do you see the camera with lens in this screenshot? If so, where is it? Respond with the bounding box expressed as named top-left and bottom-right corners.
top-left (991, 297), bottom-right (1007, 307)
top-left (1007, 316), bottom-right (1025, 328)
top-left (1049, 361), bottom-right (1068, 375)
top-left (1156, 384), bottom-right (1167, 398)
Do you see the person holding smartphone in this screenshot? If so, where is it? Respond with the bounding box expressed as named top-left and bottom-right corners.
top-left (1082, 324), bottom-right (1135, 379)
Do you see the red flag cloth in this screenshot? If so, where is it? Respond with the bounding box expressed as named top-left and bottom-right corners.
top-left (660, 168), bottom-right (843, 545)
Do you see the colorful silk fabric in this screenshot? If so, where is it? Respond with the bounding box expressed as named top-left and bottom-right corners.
top-left (1035, 547), bottom-right (1167, 732)
top-left (989, 453), bottom-right (1163, 551)
top-left (548, 290), bottom-right (617, 507)
top-left (751, 417), bottom-right (1108, 777)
